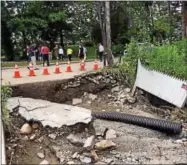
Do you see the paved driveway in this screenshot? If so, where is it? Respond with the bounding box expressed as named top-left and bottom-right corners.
top-left (2, 61), bottom-right (103, 85)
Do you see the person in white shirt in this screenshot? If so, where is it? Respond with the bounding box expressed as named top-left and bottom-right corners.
top-left (58, 46), bottom-right (64, 61)
top-left (98, 43), bottom-right (104, 62)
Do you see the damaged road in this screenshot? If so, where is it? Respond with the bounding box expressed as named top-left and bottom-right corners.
top-left (6, 95), bottom-right (187, 164)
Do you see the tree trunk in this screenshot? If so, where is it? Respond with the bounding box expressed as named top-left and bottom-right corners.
top-left (105, 1), bottom-right (114, 66)
top-left (182, 1), bottom-right (187, 38)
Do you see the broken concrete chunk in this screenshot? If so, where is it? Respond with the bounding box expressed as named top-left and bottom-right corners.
top-left (32, 123), bottom-right (40, 129)
top-left (48, 133), bottom-right (57, 140)
top-left (80, 156), bottom-right (92, 164)
top-left (111, 86), bottom-right (120, 92)
top-left (88, 93), bottom-right (97, 101)
top-left (8, 97), bottom-right (92, 128)
top-left (83, 135), bottom-right (95, 150)
top-left (72, 98), bottom-right (82, 105)
top-left (39, 160), bottom-right (49, 165)
top-left (105, 129), bottom-right (117, 140)
top-left (95, 140), bottom-right (116, 150)
top-left (22, 135), bottom-right (29, 141)
top-left (20, 123), bottom-right (32, 134)
top-left (124, 88), bottom-right (131, 93)
top-left (37, 152), bottom-right (45, 159)
top-left (72, 152), bottom-right (79, 159)
top-left (66, 134), bottom-right (85, 146)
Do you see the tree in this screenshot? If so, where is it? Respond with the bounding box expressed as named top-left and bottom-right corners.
top-left (105, 1), bottom-right (114, 66)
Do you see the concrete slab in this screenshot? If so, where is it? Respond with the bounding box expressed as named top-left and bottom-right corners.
top-left (7, 97), bottom-right (92, 128)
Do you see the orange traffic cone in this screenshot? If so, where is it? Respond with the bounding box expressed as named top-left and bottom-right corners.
top-left (66, 61), bottom-right (72, 72)
top-left (80, 61), bottom-right (85, 71)
top-left (28, 64), bottom-right (36, 76)
top-left (54, 62), bottom-right (61, 74)
top-left (93, 60), bottom-right (99, 70)
top-left (13, 64), bottom-right (21, 78)
top-left (42, 63), bottom-right (50, 75)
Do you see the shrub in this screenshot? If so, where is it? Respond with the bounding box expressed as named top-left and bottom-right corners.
top-left (120, 39), bottom-right (187, 86)
top-left (84, 41), bottom-right (94, 47)
top-left (1, 84), bottom-right (12, 130)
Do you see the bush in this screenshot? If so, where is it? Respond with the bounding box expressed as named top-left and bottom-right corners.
top-left (1, 84), bottom-right (12, 130)
top-left (120, 39), bottom-right (187, 86)
top-left (84, 41), bottom-right (94, 47)
top-left (112, 44), bottom-right (124, 54)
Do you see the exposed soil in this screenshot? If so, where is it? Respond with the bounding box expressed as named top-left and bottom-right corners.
top-left (5, 74), bottom-right (187, 164)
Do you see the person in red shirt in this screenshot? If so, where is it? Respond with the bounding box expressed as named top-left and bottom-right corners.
top-left (41, 43), bottom-right (50, 66)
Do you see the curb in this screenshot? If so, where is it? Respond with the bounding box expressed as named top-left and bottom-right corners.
top-left (1, 120), bottom-right (6, 164)
top-left (2, 59), bottom-right (95, 70)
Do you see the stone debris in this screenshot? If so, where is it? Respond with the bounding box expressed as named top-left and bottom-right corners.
top-left (88, 93), bottom-right (97, 101)
top-left (67, 161), bottom-right (75, 164)
top-left (32, 123), bottom-right (39, 129)
top-left (104, 158), bottom-right (114, 164)
top-left (30, 134), bottom-right (37, 141)
top-left (72, 152), bottom-right (79, 159)
top-left (111, 86), bottom-right (120, 92)
top-left (83, 135), bottom-right (95, 150)
top-left (80, 156), bottom-right (92, 164)
top-left (22, 135), bottom-right (29, 141)
top-left (105, 129), bottom-right (117, 140)
top-left (20, 123), bottom-right (32, 134)
top-left (124, 88), bottom-right (131, 93)
top-left (39, 160), bottom-right (49, 165)
top-left (72, 98), bottom-right (82, 105)
top-left (91, 150), bottom-right (99, 161)
top-left (66, 134), bottom-right (85, 146)
top-left (37, 152), bottom-right (45, 159)
top-left (48, 133), bottom-right (57, 140)
top-left (95, 140), bottom-right (116, 150)
top-left (127, 96), bottom-right (136, 104)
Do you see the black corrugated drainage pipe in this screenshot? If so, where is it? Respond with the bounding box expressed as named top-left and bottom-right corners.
top-left (92, 112), bottom-right (183, 135)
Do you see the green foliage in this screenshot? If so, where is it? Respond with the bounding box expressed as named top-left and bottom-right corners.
top-left (121, 39), bottom-right (187, 86)
top-left (84, 41), bottom-right (94, 47)
top-left (112, 44), bottom-right (124, 53)
top-left (1, 84), bottom-right (12, 129)
top-left (49, 11), bottom-right (67, 22)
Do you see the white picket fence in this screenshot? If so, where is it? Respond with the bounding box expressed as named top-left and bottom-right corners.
top-left (133, 60), bottom-right (187, 108)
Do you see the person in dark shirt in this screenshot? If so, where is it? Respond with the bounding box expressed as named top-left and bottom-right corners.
top-left (27, 44), bottom-right (39, 70)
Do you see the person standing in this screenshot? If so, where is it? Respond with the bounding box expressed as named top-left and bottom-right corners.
top-left (78, 44), bottom-right (87, 63)
top-left (58, 46), bottom-right (64, 61)
top-left (98, 43), bottom-right (104, 62)
top-left (27, 44), bottom-right (39, 70)
top-left (67, 46), bottom-right (73, 62)
top-left (54, 45), bottom-right (58, 60)
top-left (41, 43), bottom-right (50, 66)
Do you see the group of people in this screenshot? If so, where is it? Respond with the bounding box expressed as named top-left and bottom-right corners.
top-left (26, 43), bottom-right (88, 70)
top-left (27, 43), bottom-right (50, 70)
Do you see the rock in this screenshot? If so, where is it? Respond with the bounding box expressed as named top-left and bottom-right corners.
top-left (72, 98), bottom-right (82, 105)
top-left (91, 150), bottom-right (99, 161)
top-left (32, 123), bottom-right (39, 129)
top-left (95, 140), bottom-right (116, 150)
top-left (124, 88), bottom-right (131, 93)
top-left (20, 123), bottom-right (32, 134)
top-left (108, 94), bottom-right (112, 98)
top-left (87, 101), bottom-right (92, 104)
top-left (39, 160), bottom-right (49, 165)
top-left (175, 139), bottom-right (183, 144)
top-left (56, 151), bottom-right (65, 163)
top-left (66, 134), bottom-right (84, 146)
top-left (88, 93), bottom-right (97, 100)
top-left (102, 109), bottom-right (106, 112)
top-left (80, 156), bottom-right (92, 164)
top-left (48, 133), bottom-right (56, 140)
top-left (111, 86), bottom-right (120, 92)
top-left (37, 152), bottom-right (45, 159)
top-left (72, 152), bottom-right (79, 159)
top-left (116, 109), bottom-right (120, 112)
top-left (38, 136), bottom-right (44, 143)
top-left (67, 161), bottom-right (75, 164)
top-left (127, 96), bottom-right (136, 104)
top-left (104, 158), bottom-right (114, 164)
top-left (30, 134), bottom-right (37, 140)
top-left (111, 80), bottom-right (117, 84)
top-left (83, 135), bottom-right (95, 150)
top-left (22, 135), bottom-right (29, 141)
top-left (84, 92), bottom-right (88, 96)
top-left (105, 129), bottom-right (117, 140)
top-left (94, 161), bottom-right (106, 164)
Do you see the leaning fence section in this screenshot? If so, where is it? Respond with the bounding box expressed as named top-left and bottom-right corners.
top-left (134, 60), bottom-right (187, 108)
